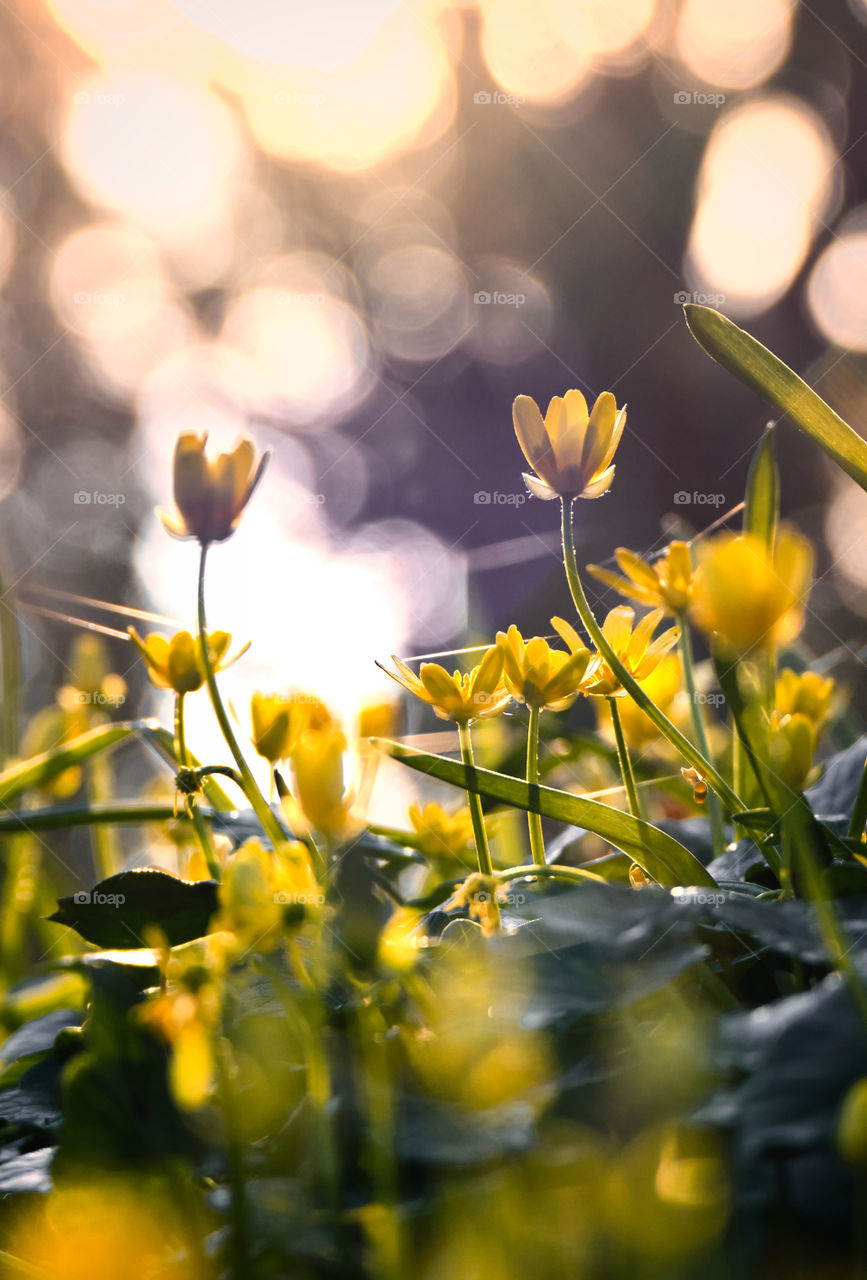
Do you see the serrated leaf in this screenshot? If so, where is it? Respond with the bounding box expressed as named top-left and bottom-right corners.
top-left (684, 305), bottom-right (867, 491)
top-left (47, 869), bottom-right (220, 949)
top-left (377, 739), bottom-right (718, 888)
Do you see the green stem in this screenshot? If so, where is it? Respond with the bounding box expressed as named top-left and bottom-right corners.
top-left (608, 697), bottom-right (642, 819)
top-left (457, 722), bottom-right (494, 878)
top-left (560, 498), bottom-right (745, 816)
top-left (175, 694), bottom-right (220, 880)
top-left (86, 743), bottom-right (119, 881)
top-left (848, 750), bottom-right (867, 843)
top-left (197, 545), bottom-right (287, 849)
top-left (677, 615), bottom-right (726, 859)
top-left (214, 1039), bottom-right (250, 1280)
top-left (525, 705), bottom-right (546, 866)
top-left (0, 558), bottom-right (21, 766)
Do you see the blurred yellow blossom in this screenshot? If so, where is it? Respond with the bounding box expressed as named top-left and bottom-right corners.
top-left (291, 723), bottom-right (355, 839)
top-left (250, 689), bottom-right (334, 763)
top-left (217, 838), bottom-right (322, 947)
top-left (513, 389), bottom-right (626, 501)
top-left (357, 697), bottom-right (400, 740)
top-left (408, 800), bottom-right (477, 866)
top-left (139, 976), bottom-right (219, 1112)
top-left (588, 541), bottom-right (694, 615)
top-left (596, 653), bottom-right (686, 751)
top-left (767, 710), bottom-right (816, 792)
top-left (379, 645), bottom-right (509, 722)
top-left (553, 607), bottom-right (679, 698)
top-left (690, 528), bottom-right (813, 655)
top-left (496, 624), bottom-right (591, 711)
top-left (7, 1180), bottom-right (211, 1280)
top-left (775, 667), bottom-right (834, 731)
top-left (159, 432), bottom-right (268, 545)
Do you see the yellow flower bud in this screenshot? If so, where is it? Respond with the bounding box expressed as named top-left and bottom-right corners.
top-left (690, 528), bottom-right (813, 656)
top-left (158, 432), bottom-right (268, 545)
top-left (291, 725), bottom-right (352, 838)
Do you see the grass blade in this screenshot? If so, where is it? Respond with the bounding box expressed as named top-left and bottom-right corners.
top-left (378, 739), bottom-right (718, 888)
top-left (684, 305), bottom-right (867, 491)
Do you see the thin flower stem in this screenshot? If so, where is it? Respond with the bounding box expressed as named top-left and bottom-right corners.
top-left (457, 721), bottom-right (501, 930)
top-left (525, 705), bottom-right (546, 866)
top-left (608, 697), bottom-right (642, 819)
top-left (457, 722), bottom-right (495, 878)
top-left (848, 750), bottom-right (867, 843)
top-left (174, 693), bottom-right (220, 880)
top-left (0, 557), bottom-right (21, 765)
top-left (197, 545), bottom-right (287, 849)
top-left (560, 498), bottom-right (745, 817)
top-left (677, 615), bottom-right (726, 859)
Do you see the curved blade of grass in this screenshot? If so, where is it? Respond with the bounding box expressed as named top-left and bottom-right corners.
top-left (684, 305), bottom-right (867, 491)
top-left (0, 722), bottom-right (144, 806)
top-left (744, 424), bottom-right (778, 548)
top-left (377, 739), bottom-right (718, 888)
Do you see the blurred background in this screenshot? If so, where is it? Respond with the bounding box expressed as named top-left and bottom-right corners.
top-left (1, 0), bottom-right (867, 773)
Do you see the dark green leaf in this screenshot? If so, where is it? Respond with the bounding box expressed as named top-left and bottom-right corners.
top-left (47, 869), bottom-right (220, 949)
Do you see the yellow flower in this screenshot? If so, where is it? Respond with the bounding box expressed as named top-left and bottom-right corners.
top-left (767, 710), bottom-right (816, 793)
top-left (552, 607), bottom-right (680, 698)
top-left (379, 645), bottom-right (510, 722)
top-left (357, 698), bottom-right (400, 740)
top-left (250, 690), bottom-right (334, 763)
top-left (690, 528), bottom-right (813, 656)
top-left (408, 800), bottom-right (477, 864)
top-left (775, 667), bottom-right (834, 730)
top-left (158, 432), bottom-right (268, 545)
top-left (291, 723), bottom-right (354, 838)
top-left (496, 625), bottom-right (591, 711)
top-left (218, 838), bottom-right (321, 945)
top-left (129, 627), bottom-right (244, 695)
top-left (596, 652), bottom-right (685, 750)
top-left (512, 389), bottom-right (626, 501)
top-left (588, 541), bottom-right (693, 615)
top-left (139, 979), bottom-right (219, 1111)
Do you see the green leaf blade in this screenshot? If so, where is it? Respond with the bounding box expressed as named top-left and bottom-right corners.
top-left (378, 739), bottom-right (718, 888)
top-left (684, 304), bottom-right (867, 492)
